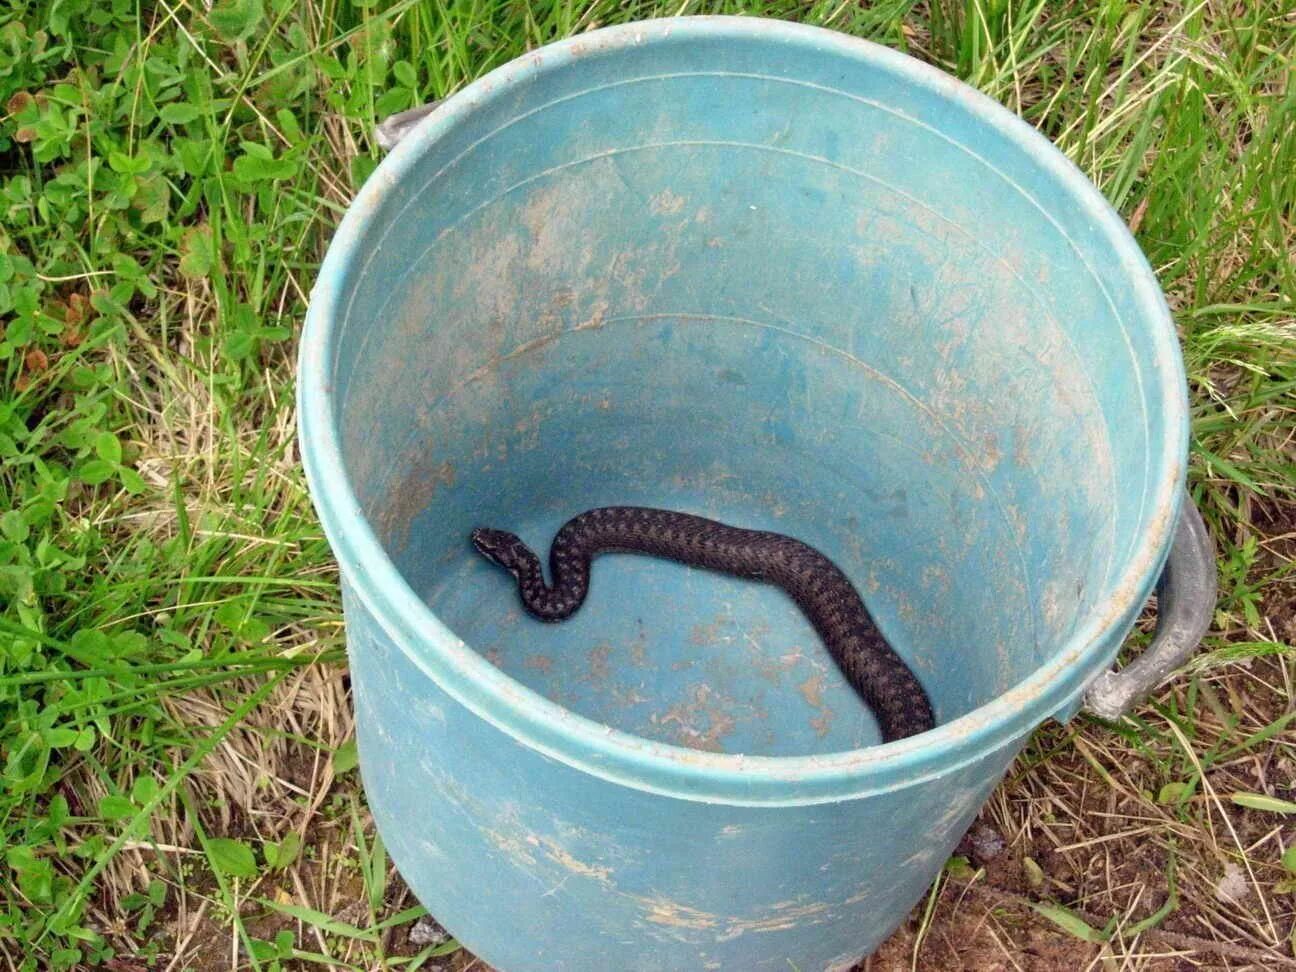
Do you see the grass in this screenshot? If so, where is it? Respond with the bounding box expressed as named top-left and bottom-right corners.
top-left (0, 0), bottom-right (1292, 968)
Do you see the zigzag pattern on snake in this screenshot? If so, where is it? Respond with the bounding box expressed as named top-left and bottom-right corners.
top-left (471, 506), bottom-right (936, 742)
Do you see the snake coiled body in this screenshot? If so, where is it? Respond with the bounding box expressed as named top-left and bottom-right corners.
top-left (471, 506), bottom-right (935, 742)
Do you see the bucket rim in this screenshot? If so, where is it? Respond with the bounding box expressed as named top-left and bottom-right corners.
top-left (297, 15), bottom-right (1188, 806)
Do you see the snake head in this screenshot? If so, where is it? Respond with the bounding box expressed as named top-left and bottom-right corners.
top-left (470, 527), bottom-right (525, 573)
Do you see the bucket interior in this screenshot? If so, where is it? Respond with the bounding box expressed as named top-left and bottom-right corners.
top-left (323, 31), bottom-right (1175, 755)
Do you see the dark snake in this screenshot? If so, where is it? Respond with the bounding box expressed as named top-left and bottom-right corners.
top-left (471, 506), bottom-right (935, 742)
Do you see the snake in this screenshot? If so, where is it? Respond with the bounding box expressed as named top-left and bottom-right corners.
top-left (470, 506), bottom-right (935, 742)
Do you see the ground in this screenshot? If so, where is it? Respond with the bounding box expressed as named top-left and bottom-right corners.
top-left (0, 1), bottom-right (1293, 970)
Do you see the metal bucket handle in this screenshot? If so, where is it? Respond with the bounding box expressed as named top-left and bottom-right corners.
top-left (373, 103), bottom-right (1217, 724)
top-left (375, 102), bottom-right (441, 151)
top-left (1083, 492), bottom-right (1216, 720)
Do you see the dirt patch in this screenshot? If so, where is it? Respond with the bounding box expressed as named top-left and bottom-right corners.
top-left (137, 831), bottom-right (482, 972)
top-left (1252, 497), bottom-right (1296, 643)
top-left (1252, 498), bottom-right (1296, 557)
top-left (865, 889), bottom-right (1105, 971)
top-left (1262, 582), bottom-right (1296, 647)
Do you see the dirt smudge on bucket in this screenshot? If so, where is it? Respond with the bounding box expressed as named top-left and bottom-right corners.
top-left (656, 684), bottom-right (737, 753)
top-left (798, 674), bottom-right (825, 709)
top-left (378, 456), bottom-right (456, 556)
top-left (798, 674), bottom-right (835, 737)
top-left (574, 299), bottom-right (608, 332)
top-left (649, 188), bottom-right (687, 215)
top-left (586, 643), bottom-right (613, 683)
top-left (689, 610), bottom-right (734, 647)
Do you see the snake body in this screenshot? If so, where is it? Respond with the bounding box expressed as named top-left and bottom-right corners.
top-left (471, 506), bottom-right (935, 742)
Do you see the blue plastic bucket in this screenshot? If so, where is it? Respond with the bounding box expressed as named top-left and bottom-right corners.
top-left (299, 17), bottom-right (1200, 970)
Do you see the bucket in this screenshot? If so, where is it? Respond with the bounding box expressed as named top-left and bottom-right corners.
top-left (298, 17), bottom-right (1215, 970)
